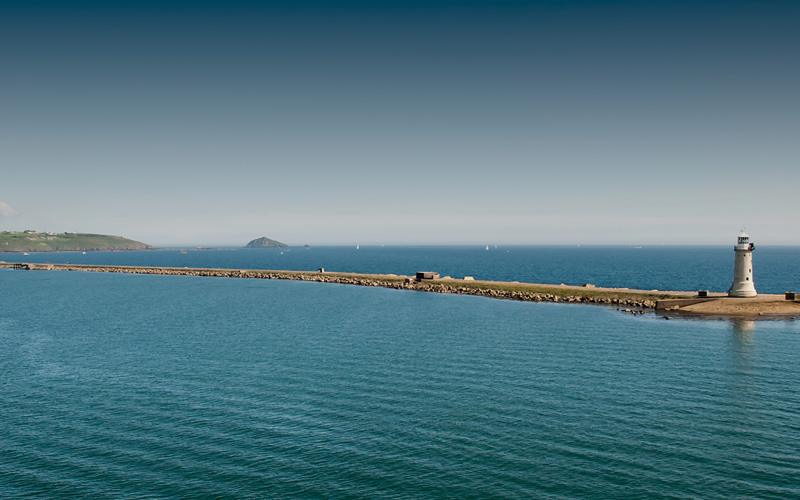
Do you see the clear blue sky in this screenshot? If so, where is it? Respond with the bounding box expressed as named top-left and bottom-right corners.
top-left (2, 0), bottom-right (798, 246)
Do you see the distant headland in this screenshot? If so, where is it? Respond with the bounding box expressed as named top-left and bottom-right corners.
top-left (0, 231), bottom-right (152, 253)
top-left (245, 236), bottom-right (289, 248)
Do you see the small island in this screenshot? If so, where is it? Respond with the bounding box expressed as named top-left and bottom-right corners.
top-left (0, 231), bottom-right (152, 253)
top-left (245, 236), bottom-right (289, 248)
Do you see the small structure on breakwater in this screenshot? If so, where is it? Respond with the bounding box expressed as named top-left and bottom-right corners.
top-left (11, 263), bottom-right (53, 270)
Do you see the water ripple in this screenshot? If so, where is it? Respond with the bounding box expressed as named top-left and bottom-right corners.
top-left (2, 270), bottom-right (799, 498)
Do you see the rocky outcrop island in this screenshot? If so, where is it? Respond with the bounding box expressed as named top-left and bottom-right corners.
top-left (0, 231), bottom-right (152, 253)
top-left (246, 236), bottom-right (289, 248)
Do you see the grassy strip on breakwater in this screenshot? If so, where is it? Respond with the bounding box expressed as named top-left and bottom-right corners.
top-left (420, 279), bottom-right (681, 308)
top-left (1, 263), bottom-right (685, 309)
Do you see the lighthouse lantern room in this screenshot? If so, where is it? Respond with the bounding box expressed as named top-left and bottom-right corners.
top-left (728, 230), bottom-right (757, 297)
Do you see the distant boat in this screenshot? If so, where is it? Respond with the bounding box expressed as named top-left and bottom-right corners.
top-left (180, 251), bottom-right (187, 254)
top-left (82, 251), bottom-right (86, 255)
top-left (356, 245), bottom-right (359, 250)
top-left (494, 245), bottom-right (497, 249)
top-left (23, 252), bottom-right (29, 255)
top-left (485, 245), bottom-right (489, 250)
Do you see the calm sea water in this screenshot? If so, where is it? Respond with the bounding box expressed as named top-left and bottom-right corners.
top-left (2, 248), bottom-right (800, 499)
top-left (4, 245), bottom-right (800, 293)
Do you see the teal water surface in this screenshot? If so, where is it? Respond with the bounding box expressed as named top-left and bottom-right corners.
top-left (1, 268), bottom-right (799, 499)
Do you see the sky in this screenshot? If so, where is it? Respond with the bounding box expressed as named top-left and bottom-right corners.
top-left (1, 0), bottom-right (798, 246)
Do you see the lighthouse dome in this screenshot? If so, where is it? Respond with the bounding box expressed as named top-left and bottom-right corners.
top-left (735, 230), bottom-right (754, 251)
top-left (737, 230), bottom-right (750, 245)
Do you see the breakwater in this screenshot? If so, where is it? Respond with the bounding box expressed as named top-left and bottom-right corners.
top-left (2, 262), bottom-right (679, 309)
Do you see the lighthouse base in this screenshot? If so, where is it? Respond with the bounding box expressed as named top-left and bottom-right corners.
top-left (728, 283), bottom-right (757, 298)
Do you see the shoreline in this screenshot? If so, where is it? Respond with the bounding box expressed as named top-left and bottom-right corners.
top-left (0, 248), bottom-right (159, 254)
top-left (2, 262), bottom-right (798, 318)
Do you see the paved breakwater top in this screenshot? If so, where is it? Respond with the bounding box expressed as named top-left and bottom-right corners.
top-left (655, 296), bottom-right (800, 317)
top-left (3, 262), bottom-right (798, 317)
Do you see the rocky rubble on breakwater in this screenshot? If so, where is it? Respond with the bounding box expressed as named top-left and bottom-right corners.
top-left (2, 263), bottom-right (660, 309)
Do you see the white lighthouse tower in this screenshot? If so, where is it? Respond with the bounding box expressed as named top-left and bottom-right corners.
top-left (728, 230), bottom-right (757, 297)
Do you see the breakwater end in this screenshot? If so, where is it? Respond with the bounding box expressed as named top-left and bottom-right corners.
top-left (3, 262), bottom-right (797, 316)
top-left (655, 296), bottom-right (800, 317)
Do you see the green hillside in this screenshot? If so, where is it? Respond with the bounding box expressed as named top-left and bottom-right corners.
top-left (0, 232), bottom-right (153, 253)
top-left (245, 236), bottom-right (289, 248)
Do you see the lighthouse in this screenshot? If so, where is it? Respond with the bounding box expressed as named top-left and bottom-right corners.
top-left (728, 230), bottom-right (757, 297)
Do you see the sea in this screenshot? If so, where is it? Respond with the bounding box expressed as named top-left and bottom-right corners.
top-left (2, 246), bottom-right (799, 499)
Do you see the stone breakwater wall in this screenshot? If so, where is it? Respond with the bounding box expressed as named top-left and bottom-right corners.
top-left (2, 263), bottom-right (660, 309)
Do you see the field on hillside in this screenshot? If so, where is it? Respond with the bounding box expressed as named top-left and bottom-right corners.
top-left (0, 232), bottom-right (152, 252)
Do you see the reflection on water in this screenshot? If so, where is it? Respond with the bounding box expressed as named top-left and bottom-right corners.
top-left (731, 318), bottom-right (756, 334)
top-left (730, 318), bottom-right (756, 377)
